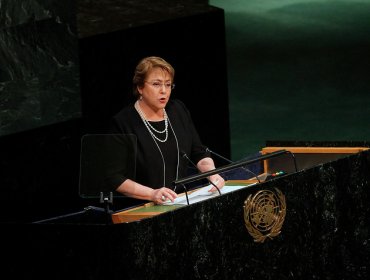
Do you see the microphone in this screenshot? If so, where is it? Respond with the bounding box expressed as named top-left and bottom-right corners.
top-left (205, 147), bottom-right (261, 183)
top-left (181, 151), bottom-right (222, 195)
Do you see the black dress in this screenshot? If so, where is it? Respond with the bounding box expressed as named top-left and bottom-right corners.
top-left (109, 99), bottom-right (210, 192)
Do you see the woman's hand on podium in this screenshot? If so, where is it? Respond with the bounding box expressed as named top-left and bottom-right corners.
top-left (208, 174), bottom-right (225, 193)
top-left (151, 187), bottom-right (178, 204)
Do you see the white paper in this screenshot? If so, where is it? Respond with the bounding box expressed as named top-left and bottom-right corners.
top-left (163, 183), bottom-right (254, 206)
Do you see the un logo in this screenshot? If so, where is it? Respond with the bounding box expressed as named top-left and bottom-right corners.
top-left (243, 188), bottom-right (286, 243)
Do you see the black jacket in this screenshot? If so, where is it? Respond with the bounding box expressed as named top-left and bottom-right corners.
top-left (109, 99), bottom-right (210, 191)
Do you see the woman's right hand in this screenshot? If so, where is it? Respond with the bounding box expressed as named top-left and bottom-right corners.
top-left (151, 187), bottom-right (178, 204)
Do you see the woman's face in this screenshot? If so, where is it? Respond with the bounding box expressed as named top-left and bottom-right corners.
top-left (138, 67), bottom-right (173, 111)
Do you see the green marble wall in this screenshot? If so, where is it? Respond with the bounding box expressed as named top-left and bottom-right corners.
top-left (210, 0), bottom-right (370, 159)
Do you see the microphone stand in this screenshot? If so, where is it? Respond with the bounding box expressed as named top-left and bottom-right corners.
top-left (206, 148), bottom-right (261, 183)
top-left (100, 192), bottom-right (114, 224)
top-left (180, 184), bottom-right (190, 205)
top-left (181, 152), bottom-right (222, 196)
top-left (174, 149), bottom-right (289, 187)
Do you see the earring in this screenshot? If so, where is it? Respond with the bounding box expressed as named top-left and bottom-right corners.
top-left (139, 95), bottom-right (143, 100)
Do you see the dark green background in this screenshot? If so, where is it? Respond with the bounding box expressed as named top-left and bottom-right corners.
top-left (210, 0), bottom-right (370, 160)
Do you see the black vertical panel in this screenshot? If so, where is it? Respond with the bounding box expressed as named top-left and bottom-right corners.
top-left (78, 7), bottom-right (231, 159)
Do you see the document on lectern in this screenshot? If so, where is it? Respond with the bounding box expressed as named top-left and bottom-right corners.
top-left (163, 183), bottom-right (253, 205)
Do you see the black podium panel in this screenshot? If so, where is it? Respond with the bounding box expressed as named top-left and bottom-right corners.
top-left (6, 149), bottom-right (370, 280)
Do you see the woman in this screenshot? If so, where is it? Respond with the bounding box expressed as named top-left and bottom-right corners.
top-left (110, 56), bottom-right (225, 204)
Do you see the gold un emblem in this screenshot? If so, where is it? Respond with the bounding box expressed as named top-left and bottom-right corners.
top-left (244, 188), bottom-right (286, 243)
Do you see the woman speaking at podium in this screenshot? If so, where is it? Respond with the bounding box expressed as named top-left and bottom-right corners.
top-left (109, 56), bottom-right (224, 205)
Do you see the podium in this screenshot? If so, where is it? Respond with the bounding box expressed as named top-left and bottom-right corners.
top-left (10, 143), bottom-right (370, 280)
top-left (110, 179), bottom-right (257, 224)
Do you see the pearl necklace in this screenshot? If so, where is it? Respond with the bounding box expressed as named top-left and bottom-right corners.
top-left (135, 101), bottom-right (168, 143)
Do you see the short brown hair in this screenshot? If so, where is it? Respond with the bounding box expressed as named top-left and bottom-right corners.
top-left (132, 56), bottom-right (175, 98)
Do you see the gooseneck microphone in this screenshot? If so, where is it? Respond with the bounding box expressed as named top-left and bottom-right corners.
top-left (205, 147), bottom-right (261, 183)
top-left (181, 151), bottom-right (222, 195)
